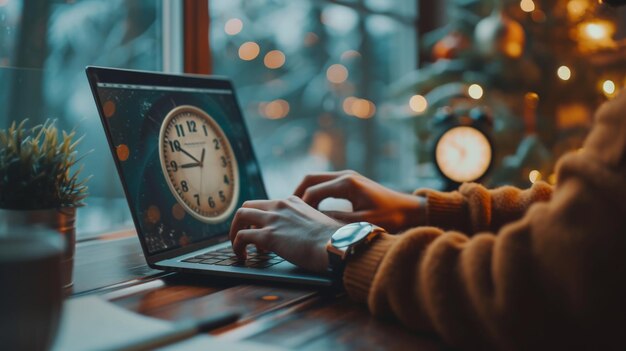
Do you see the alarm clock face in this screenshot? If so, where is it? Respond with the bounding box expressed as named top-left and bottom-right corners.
top-left (159, 105), bottom-right (239, 223)
top-left (435, 126), bottom-right (492, 183)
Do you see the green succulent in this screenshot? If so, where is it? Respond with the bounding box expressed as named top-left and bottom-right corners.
top-left (0, 119), bottom-right (91, 210)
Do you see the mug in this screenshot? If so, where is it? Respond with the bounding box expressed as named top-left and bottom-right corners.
top-left (0, 228), bottom-right (64, 350)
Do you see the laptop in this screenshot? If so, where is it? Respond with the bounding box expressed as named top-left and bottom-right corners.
top-left (86, 66), bottom-right (332, 286)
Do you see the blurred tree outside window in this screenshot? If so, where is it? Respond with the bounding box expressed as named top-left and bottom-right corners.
top-left (209, 0), bottom-right (419, 198)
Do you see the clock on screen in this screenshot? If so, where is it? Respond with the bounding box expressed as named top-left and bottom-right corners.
top-left (432, 107), bottom-right (494, 188)
top-left (158, 105), bottom-right (239, 223)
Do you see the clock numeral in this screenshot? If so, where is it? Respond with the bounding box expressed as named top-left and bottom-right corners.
top-left (223, 175), bottom-right (230, 185)
top-left (221, 156), bottom-right (227, 168)
top-left (181, 180), bottom-right (189, 192)
top-left (175, 124), bottom-right (185, 137)
top-left (168, 140), bottom-right (181, 152)
top-left (186, 120), bottom-right (197, 133)
top-left (213, 138), bottom-right (220, 150)
top-left (194, 194), bottom-right (200, 206)
top-left (219, 190), bottom-right (226, 203)
top-left (203, 125), bottom-right (208, 136)
top-left (169, 160), bottom-right (178, 172)
top-left (208, 196), bottom-right (216, 208)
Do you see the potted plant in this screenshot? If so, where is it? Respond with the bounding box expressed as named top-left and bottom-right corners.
top-left (0, 119), bottom-right (90, 288)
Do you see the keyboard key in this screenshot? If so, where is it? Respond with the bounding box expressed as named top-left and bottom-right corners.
top-left (182, 258), bottom-right (202, 263)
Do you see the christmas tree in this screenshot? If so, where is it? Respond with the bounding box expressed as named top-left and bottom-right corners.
top-left (391, 0), bottom-right (626, 187)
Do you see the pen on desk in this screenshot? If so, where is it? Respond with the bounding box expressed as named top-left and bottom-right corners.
top-left (108, 311), bottom-right (241, 351)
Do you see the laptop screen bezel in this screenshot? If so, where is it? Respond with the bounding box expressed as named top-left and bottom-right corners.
top-left (85, 66), bottom-right (269, 265)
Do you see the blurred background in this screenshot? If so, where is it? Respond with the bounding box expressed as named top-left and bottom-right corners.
top-left (1, 0), bottom-right (625, 238)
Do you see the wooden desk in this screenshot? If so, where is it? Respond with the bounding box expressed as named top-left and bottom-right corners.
top-left (71, 232), bottom-right (445, 350)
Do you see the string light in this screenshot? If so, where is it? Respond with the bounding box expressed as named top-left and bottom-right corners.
top-left (557, 65), bottom-right (572, 81)
top-left (238, 42), bottom-right (260, 61)
top-left (326, 64), bottom-right (349, 84)
top-left (224, 18), bottom-right (243, 36)
top-left (583, 22), bottom-right (609, 40)
top-left (264, 50), bottom-right (286, 69)
top-left (602, 80), bottom-right (616, 96)
top-left (566, 0), bottom-right (588, 20)
top-left (520, 0), bottom-right (535, 12)
top-left (548, 173), bottom-right (557, 185)
top-left (409, 95), bottom-right (428, 114)
top-left (468, 84), bottom-right (484, 100)
top-left (529, 170), bottom-right (541, 184)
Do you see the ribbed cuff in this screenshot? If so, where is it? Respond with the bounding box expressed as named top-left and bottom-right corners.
top-left (414, 189), bottom-right (468, 231)
top-left (344, 234), bottom-right (397, 303)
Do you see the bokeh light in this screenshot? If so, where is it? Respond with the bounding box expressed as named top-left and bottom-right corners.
top-left (351, 99), bottom-right (376, 119)
top-left (529, 170), bottom-right (541, 184)
top-left (468, 84), bottom-right (484, 100)
top-left (326, 64), bottom-right (349, 84)
top-left (239, 42), bottom-right (260, 61)
top-left (409, 95), bottom-right (428, 114)
top-left (520, 0), bottom-right (535, 12)
top-left (224, 18), bottom-right (243, 36)
top-left (557, 65), bottom-right (572, 81)
top-left (602, 79), bottom-right (616, 96)
top-left (264, 50), bottom-right (286, 69)
top-left (261, 99), bottom-right (290, 119)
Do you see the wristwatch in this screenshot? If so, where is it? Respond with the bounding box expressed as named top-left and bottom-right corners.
top-left (326, 222), bottom-right (385, 280)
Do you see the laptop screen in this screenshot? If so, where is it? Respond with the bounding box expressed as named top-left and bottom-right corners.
top-left (90, 70), bottom-right (266, 256)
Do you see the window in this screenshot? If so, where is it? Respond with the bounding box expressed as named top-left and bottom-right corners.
top-left (0, 0), bottom-right (165, 238)
top-left (209, 0), bottom-right (418, 198)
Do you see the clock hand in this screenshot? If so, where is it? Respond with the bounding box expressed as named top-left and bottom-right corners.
top-left (181, 162), bottom-right (201, 169)
top-left (178, 145), bottom-right (202, 164)
top-left (200, 148), bottom-right (205, 167)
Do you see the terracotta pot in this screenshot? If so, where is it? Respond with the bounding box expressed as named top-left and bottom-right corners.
top-left (0, 208), bottom-right (76, 288)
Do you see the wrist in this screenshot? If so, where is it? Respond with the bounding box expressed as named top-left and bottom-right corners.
top-left (325, 222), bottom-right (384, 280)
top-left (401, 194), bottom-right (427, 228)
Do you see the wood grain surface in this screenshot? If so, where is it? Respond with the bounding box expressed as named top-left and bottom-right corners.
top-left (71, 232), bottom-right (446, 350)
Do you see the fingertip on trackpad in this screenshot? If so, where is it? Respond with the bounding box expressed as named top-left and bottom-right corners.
top-left (318, 198), bottom-right (353, 212)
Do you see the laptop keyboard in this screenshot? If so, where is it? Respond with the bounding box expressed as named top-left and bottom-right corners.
top-left (181, 246), bottom-right (285, 268)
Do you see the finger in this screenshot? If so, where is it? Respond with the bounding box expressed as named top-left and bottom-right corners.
top-left (293, 170), bottom-right (357, 197)
top-left (241, 199), bottom-right (279, 211)
top-left (321, 210), bottom-right (364, 224)
top-left (232, 229), bottom-right (269, 259)
top-left (229, 207), bottom-right (269, 245)
top-left (301, 175), bottom-right (357, 209)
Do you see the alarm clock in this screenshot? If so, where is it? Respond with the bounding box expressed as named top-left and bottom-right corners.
top-left (159, 105), bottom-right (240, 223)
top-left (431, 107), bottom-right (494, 189)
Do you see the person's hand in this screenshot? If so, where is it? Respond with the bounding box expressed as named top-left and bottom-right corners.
top-left (294, 170), bottom-right (425, 233)
top-left (229, 196), bottom-right (343, 272)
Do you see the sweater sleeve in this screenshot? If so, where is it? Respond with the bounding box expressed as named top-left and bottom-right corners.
top-left (344, 92), bottom-right (626, 350)
top-left (414, 181), bottom-right (553, 234)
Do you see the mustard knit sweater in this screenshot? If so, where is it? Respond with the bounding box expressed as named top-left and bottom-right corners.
top-left (344, 92), bottom-right (626, 350)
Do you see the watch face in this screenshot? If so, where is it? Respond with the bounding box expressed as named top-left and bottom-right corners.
top-left (435, 126), bottom-right (492, 183)
top-left (332, 222), bottom-right (374, 249)
top-left (159, 105), bottom-right (240, 223)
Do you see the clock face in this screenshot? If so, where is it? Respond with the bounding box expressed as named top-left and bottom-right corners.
top-left (159, 105), bottom-right (239, 223)
top-left (435, 126), bottom-right (492, 183)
